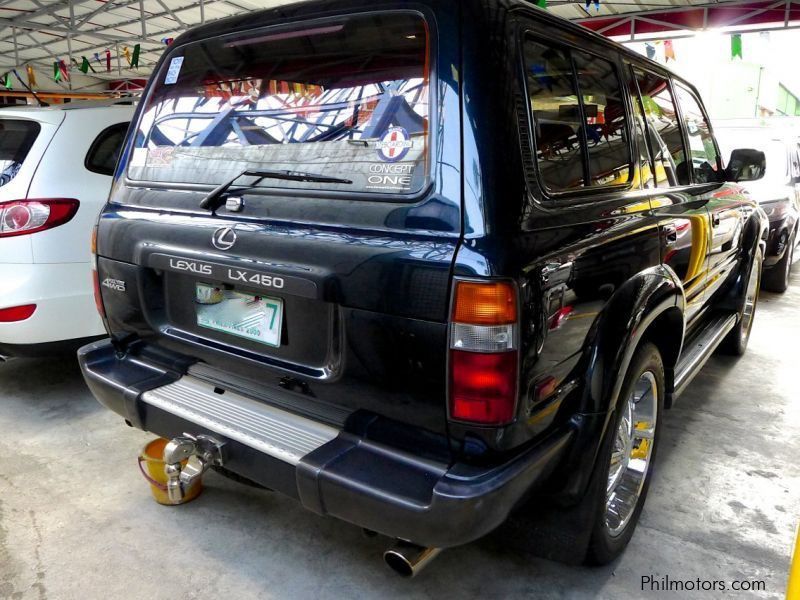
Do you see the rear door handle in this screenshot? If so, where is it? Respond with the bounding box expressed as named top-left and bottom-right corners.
top-left (711, 213), bottom-right (721, 228)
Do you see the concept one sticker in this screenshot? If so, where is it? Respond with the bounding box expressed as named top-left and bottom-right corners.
top-left (376, 126), bottom-right (413, 163)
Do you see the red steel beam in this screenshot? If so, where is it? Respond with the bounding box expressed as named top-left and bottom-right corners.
top-left (578, 0), bottom-right (800, 35)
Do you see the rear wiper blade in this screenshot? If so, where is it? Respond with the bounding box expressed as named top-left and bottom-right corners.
top-left (199, 168), bottom-right (353, 211)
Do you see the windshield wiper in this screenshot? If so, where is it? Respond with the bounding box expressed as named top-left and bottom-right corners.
top-left (199, 168), bottom-right (353, 211)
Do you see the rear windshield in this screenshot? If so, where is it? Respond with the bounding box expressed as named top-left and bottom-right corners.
top-left (0, 120), bottom-right (40, 188)
top-left (129, 12), bottom-right (431, 196)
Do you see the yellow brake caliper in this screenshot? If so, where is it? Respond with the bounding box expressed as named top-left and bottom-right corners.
top-left (630, 422), bottom-right (652, 460)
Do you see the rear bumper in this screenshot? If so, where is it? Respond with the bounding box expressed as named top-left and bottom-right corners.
top-left (0, 262), bottom-right (105, 345)
top-left (78, 339), bottom-right (573, 548)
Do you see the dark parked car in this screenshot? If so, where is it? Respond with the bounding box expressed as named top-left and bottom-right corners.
top-left (717, 124), bottom-right (799, 292)
top-left (79, 0), bottom-right (768, 575)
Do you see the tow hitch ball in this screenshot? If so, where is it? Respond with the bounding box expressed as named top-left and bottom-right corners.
top-left (163, 433), bottom-right (226, 503)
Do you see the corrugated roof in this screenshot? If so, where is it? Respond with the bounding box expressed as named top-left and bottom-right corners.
top-left (0, 0), bottom-right (289, 86)
top-left (0, 0), bottom-right (788, 91)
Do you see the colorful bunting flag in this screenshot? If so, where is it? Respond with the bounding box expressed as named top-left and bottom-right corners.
top-left (131, 44), bottom-right (140, 69)
top-left (26, 65), bottom-right (36, 88)
top-left (2, 72), bottom-right (12, 90)
top-left (58, 59), bottom-right (70, 82)
top-left (664, 39), bottom-right (675, 61)
top-left (53, 61), bottom-right (61, 82)
top-left (161, 37), bottom-right (174, 45)
top-left (122, 46), bottom-right (132, 66)
top-left (80, 56), bottom-right (96, 73)
top-left (645, 42), bottom-right (656, 60)
top-left (105, 49), bottom-right (111, 72)
top-left (535, 0), bottom-right (546, 7)
top-left (731, 34), bottom-right (743, 59)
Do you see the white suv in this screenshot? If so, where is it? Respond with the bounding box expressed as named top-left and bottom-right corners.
top-left (0, 100), bottom-right (133, 358)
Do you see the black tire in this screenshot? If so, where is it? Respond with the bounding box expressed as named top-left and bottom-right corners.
top-left (211, 465), bottom-right (271, 490)
top-left (584, 342), bottom-right (665, 565)
top-left (761, 230), bottom-right (795, 293)
top-left (720, 247), bottom-right (763, 356)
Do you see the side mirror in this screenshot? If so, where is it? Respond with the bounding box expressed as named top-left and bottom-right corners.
top-left (726, 148), bottom-right (766, 182)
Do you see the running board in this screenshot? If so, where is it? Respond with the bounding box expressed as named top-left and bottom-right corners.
top-left (673, 313), bottom-right (738, 400)
top-left (141, 376), bottom-right (339, 465)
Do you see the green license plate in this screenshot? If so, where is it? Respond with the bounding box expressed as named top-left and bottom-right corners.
top-left (195, 283), bottom-right (283, 348)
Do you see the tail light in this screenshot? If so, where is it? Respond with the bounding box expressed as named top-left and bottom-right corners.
top-left (90, 225), bottom-right (107, 319)
top-left (449, 280), bottom-right (518, 425)
top-left (0, 199), bottom-right (79, 238)
top-left (92, 268), bottom-right (106, 319)
top-left (0, 304), bottom-right (37, 322)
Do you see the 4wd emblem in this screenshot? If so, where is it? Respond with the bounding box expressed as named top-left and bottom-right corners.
top-left (212, 226), bottom-right (237, 251)
top-left (376, 126), bottom-right (412, 163)
top-left (101, 278), bottom-right (126, 292)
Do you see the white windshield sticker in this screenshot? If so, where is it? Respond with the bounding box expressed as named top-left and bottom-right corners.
top-left (376, 126), bottom-right (413, 163)
top-left (164, 57), bottom-right (184, 85)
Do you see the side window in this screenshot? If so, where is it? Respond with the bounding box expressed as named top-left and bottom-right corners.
top-left (85, 123), bottom-right (129, 176)
top-left (0, 120), bottom-right (41, 188)
top-left (524, 37), bottom-right (631, 194)
top-left (572, 50), bottom-right (631, 187)
top-left (524, 41), bottom-right (585, 192)
top-left (674, 84), bottom-right (720, 184)
top-left (633, 69), bottom-right (690, 186)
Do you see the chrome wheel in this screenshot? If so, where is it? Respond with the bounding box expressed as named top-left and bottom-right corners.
top-left (605, 371), bottom-right (658, 537)
top-left (741, 255), bottom-right (760, 335)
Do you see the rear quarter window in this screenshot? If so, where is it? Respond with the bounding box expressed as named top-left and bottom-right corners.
top-left (86, 123), bottom-right (130, 176)
top-left (128, 12), bottom-right (431, 197)
top-left (522, 36), bottom-right (632, 195)
top-left (0, 120), bottom-right (40, 188)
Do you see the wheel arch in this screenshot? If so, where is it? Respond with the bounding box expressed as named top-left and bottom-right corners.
top-left (717, 207), bottom-right (768, 314)
top-left (582, 265), bottom-right (684, 417)
top-left (552, 265), bottom-right (684, 504)
top-left (637, 306), bottom-right (684, 408)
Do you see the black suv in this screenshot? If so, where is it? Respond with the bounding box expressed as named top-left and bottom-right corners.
top-left (79, 0), bottom-right (768, 575)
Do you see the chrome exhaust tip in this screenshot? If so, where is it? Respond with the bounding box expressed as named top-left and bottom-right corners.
top-left (383, 541), bottom-right (441, 578)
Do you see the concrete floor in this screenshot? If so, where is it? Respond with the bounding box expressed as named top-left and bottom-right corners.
top-left (1, 276), bottom-right (798, 600)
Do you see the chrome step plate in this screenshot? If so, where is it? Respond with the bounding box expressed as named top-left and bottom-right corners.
top-left (673, 313), bottom-right (737, 398)
top-left (142, 376), bottom-right (339, 465)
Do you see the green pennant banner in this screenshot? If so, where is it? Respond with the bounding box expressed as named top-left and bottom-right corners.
top-left (53, 62), bottom-right (61, 82)
top-left (80, 56), bottom-right (90, 73)
top-left (131, 44), bottom-right (141, 69)
top-left (2, 72), bottom-right (12, 90)
top-left (731, 34), bottom-right (743, 59)
top-left (535, 0), bottom-right (547, 7)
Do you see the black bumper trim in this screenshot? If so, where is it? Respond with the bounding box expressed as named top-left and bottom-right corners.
top-left (78, 339), bottom-right (573, 548)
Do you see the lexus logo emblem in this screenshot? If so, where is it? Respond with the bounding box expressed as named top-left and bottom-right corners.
top-left (212, 227), bottom-right (237, 251)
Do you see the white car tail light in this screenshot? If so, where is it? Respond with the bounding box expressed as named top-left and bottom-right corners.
top-left (0, 199), bottom-right (79, 238)
top-left (0, 304), bottom-right (37, 322)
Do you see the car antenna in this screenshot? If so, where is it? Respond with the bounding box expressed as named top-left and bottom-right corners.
top-left (10, 69), bottom-right (49, 107)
